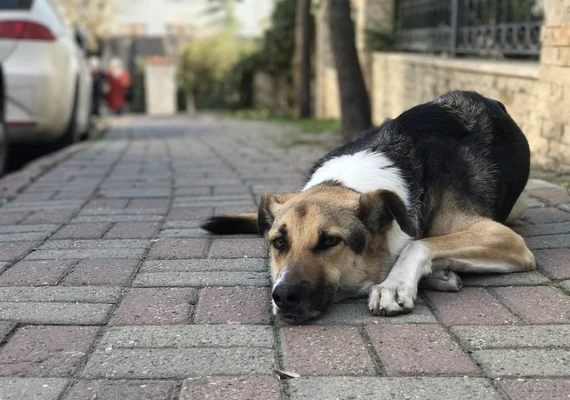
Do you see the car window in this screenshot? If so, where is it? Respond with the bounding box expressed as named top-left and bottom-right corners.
top-left (0, 0), bottom-right (33, 10)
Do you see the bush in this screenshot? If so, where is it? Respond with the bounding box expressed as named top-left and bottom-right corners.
top-left (178, 31), bottom-right (256, 110)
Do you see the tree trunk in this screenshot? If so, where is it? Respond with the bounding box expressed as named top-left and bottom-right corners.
top-left (295, 0), bottom-right (312, 118)
top-left (327, 0), bottom-right (372, 141)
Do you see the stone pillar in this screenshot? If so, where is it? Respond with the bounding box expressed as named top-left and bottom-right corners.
top-left (144, 57), bottom-right (176, 116)
top-left (533, 0), bottom-right (570, 171)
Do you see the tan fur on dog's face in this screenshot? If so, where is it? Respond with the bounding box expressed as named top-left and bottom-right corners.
top-left (260, 185), bottom-right (414, 322)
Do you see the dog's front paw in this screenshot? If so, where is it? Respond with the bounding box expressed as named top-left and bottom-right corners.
top-left (368, 280), bottom-right (416, 316)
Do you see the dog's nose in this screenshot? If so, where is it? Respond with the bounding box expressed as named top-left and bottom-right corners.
top-left (272, 283), bottom-right (305, 310)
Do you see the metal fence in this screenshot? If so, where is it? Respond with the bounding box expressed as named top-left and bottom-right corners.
top-left (394, 0), bottom-right (544, 57)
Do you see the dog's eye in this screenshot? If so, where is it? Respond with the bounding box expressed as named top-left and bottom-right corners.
top-left (322, 236), bottom-right (341, 248)
top-left (272, 238), bottom-right (286, 249)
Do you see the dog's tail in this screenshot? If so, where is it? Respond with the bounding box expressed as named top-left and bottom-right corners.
top-left (201, 213), bottom-right (259, 235)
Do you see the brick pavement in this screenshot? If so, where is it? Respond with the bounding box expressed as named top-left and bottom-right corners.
top-left (0, 115), bottom-right (569, 399)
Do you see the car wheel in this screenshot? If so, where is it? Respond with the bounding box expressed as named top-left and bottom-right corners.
top-left (0, 123), bottom-right (7, 177)
top-left (56, 81), bottom-right (80, 148)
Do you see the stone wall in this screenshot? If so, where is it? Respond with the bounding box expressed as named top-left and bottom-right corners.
top-left (531, 0), bottom-right (570, 172)
top-left (370, 54), bottom-right (539, 140)
top-left (313, 0), bottom-right (570, 172)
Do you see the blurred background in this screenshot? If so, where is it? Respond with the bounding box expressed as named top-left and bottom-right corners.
top-left (2, 0), bottom-right (567, 179)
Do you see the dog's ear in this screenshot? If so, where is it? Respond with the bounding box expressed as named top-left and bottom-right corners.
top-left (358, 190), bottom-right (416, 237)
top-left (258, 192), bottom-right (297, 236)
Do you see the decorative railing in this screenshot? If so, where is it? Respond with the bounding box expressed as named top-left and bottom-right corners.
top-left (394, 0), bottom-right (544, 57)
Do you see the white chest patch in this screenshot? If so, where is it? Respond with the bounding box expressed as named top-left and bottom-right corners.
top-left (303, 150), bottom-right (413, 257)
top-left (304, 150), bottom-right (409, 204)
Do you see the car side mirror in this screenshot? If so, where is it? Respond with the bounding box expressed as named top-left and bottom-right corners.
top-left (74, 26), bottom-right (88, 50)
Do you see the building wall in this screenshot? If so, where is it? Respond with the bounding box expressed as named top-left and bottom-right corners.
top-left (313, 0), bottom-right (570, 172)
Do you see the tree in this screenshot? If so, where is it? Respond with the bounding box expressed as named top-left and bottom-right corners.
top-left (294, 0), bottom-right (312, 118)
top-left (57, 0), bottom-right (129, 51)
top-left (327, 0), bottom-right (372, 140)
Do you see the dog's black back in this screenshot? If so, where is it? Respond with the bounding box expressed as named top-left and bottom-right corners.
top-left (308, 91), bottom-right (530, 236)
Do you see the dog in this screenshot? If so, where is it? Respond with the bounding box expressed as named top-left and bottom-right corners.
top-left (201, 91), bottom-right (536, 322)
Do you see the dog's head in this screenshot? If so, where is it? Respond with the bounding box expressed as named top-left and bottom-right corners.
top-left (259, 184), bottom-right (416, 322)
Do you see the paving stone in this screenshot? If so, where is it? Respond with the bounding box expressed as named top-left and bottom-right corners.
top-left (213, 185), bottom-right (251, 195)
top-left (105, 222), bottom-right (160, 239)
top-left (0, 263), bottom-right (7, 274)
top-left (425, 288), bottom-right (519, 325)
top-left (367, 324), bottom-right (479, 376)
top-left (7, 200), bottom-right (82, 211)
top-left (51, 223), bottom-right (109, 239)
top-left (167, 207), bottom-right (213, 221)
top-left (451, 325), bottom-right (570, 350)
top-left (215, 205), bottom-right (258, 215)
top-left (194, 287), bottom-right (270, 324)
top-left (175, 186), bottom-right (212, 196)
top-left (528, 187), bottom-right (570, 206)
top-left (0, 378), bottom-right (69, 400)
top-left (0, 287), bottom-right (121, 303)
top-left (159, 228), bottom-right (218, 238)
top-left (0, 242), bottom-right (38, 262)
top-left (0, 224), bottom-right (59, 234)
top-left (0, 321), bottom-right (16, 341)
top-left (180, 376), bottom-right (280, 400)
top-left (0, 260), bottom-right (75, 286)
top-left (0, 211), bottom-right (30, 225)
top-left (23, 209), bottom-right (76, 224)
top-left (82, 348), bottom-right (275, 379)
top-left (472, 349), bottom-right (570, 377)
top-left (26, 248), bottom-right (146, 260)
top-left (209, 238), bottom-right (266, 258)
top-left (141, 258), bottom-right (267, 272)
top-left (111, 288), bottom-right (197, 325)
top-left (515, 221), bottom-right (570, 237)
top-left (534, 249), bottom-right (570, 279)
top-left (84, 199), bottom-right (129, 209)
top-left (526, 234), bottom-right (570, 250)
top-left (492, 286), bottom-right (570, 323)
top-left (281, 326), bottom-right (375, 376)
top-left (499, 378), bottom-right (570, 400)
top-left (128, 198), bottom-right (170, 209)
top-left (0, 326), bottom-right (98, 376)
top-left (0, 302), bottom-right (112, 324)
top-left (80, 208), bottom-right (166, 216)
top-left (134, 271), bottom-right (269, 287)
top-left (525, 179), bottom-right (559, 191)
top-left (73, 214), bottom-right (163, 223)
top-left (524, 207), bottom-right (570, 224)
top-left (39, 239), bottom-right (149, 250)
top-left (163, 220), bottom-right (202, 229)
top-left (461, 271), bottom-right (550, 286)
top-left (100, 189), bottom-right (170, 198)
top-left (305, 302), bottom-right (436, 325)
top-left (0, 231), bottom-right (50, 242)
top-left (148, 239), bottom-right (209, 259)
top-left (288, 377), bottom-right (501, 400)
top-left (17, 191), bottom-right (56, 201)
top-left (62, 259), bottom-right (139, 286)
top-left (53, 189), bottom-right (94, 200)
top-left (175, 200), bottom-right (255, 209)
top-left (64, 380), bottom-right (175, 400)
top-left (98, 325), bottom-right (274, 348)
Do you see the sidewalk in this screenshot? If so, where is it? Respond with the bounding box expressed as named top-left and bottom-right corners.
top-left (0, 116), bottom-right (569, 399)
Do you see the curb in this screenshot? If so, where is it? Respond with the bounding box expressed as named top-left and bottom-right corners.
top-left (0, 141), bottom-right (88, 202)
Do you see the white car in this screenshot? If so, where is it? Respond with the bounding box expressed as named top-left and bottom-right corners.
top-left (0, 0), bottom-right (92, 175)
